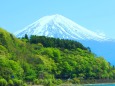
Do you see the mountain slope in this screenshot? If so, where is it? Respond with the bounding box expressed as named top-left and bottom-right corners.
top-left (15, 14), bottom-right (108, 41)
top-left (14, 14), bottom-right (115, 65)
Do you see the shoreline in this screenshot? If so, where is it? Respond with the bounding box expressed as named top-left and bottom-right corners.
top-left (54, 79), bottom-right (115, 86)
top-left (62, 83), bottom-right (115, 86)
top-left (81, 83), bottom-right (115, 86)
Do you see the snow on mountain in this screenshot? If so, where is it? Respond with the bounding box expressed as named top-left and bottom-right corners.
top-left (15, 14), bottom-right (109, 41)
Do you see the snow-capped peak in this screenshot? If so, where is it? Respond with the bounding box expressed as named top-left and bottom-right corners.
top-left (15, 14), bottom-right (109, 41)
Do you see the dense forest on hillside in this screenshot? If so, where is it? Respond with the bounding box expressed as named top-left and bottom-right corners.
top-left (28, 35), bottom-right (87, 50)
top-left (0, 28), bottom-right (115, 86)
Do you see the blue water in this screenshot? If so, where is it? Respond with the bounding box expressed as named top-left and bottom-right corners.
top-left (83, 83), bottom-right (115, 86)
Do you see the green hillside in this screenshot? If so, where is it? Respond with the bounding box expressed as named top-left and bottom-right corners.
top-left (0, 28), bottom-right (115, 86)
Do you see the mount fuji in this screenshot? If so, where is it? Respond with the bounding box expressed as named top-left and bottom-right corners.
top-left (15, 14), bottom-right (109, 41)
top-left (14, 14), bottom-right (115, 65)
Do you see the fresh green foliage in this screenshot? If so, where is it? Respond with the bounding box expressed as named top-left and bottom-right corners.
top-left (8, 80), bottom-right (14, 86)
top-left (0, 78), bottom-right (7, 86)
top-left (0, 28), bottom-right (115, 85)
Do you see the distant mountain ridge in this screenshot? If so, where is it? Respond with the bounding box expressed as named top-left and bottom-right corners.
top-left (15, 14), bottom-right (109, 41)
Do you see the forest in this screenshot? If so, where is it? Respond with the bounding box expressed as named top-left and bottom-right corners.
top-left (0, 28), bottom-right (115, 86)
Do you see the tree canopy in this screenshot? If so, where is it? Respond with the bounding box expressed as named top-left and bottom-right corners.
top-left (0, 28), bottom-right (115, 85)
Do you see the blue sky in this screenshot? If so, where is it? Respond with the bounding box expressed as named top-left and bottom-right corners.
top-left (0, 0), bottom-right (115, 38)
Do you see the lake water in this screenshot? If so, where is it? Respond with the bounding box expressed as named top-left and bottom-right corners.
top-left (59, 83), bottom-right (115, 86)
top-left (83, 83), bottom-right (115, 86)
